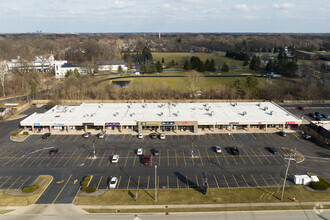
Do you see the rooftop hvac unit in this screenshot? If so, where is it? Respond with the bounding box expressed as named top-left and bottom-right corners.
top-left (130, 113), bottom-right (135, 117)
top-left (242, 111), bottom-right (247, 116)
top-left (203, 104), bottom-right (207, 107)
top-left (264, 107), bottom-right (268, 111)
top-left (270, 111), bottom-right (273, 115)
top-left (257, 103), bottom-right (260, 106)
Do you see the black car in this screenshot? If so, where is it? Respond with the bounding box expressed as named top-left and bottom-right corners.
top-left (269, 147), bottom-right (277, 154)
top-left (278, 131), bottom-right (287, 137)
top-left (309, 113), bottom-right (315, 119)
top-left (153, 148), bottom-right (159, 156)
top-left (231, 147), bottom-right (239, 155)
top-left (42, 133), bottom-right (51, 139)
top-left (49, 147), bottom-right (58, 156)
top-left (150, 133), bottom-right (158, 139)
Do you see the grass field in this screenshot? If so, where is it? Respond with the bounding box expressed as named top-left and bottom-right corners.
top-left (152, 52), bottom-right (245, 68)
top-left (74, 186), bottom-right (329, 206)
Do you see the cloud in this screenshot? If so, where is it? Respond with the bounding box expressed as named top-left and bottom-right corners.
top-left (233, 4), bottom-right (248, 11)
top-left (272, 3), bottom-right (295, 9)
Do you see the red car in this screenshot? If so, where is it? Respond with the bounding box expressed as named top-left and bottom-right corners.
top-left (143, 155), bottom-right (151, 165)
top-left (298, 106), bottom-right (306, 111)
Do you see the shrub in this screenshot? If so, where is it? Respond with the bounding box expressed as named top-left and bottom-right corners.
top-left (81, 180), bottom-right (89, 187)
top-left (81, 186), bottom-right (96, 193)
top-left (11, 131), bottom-right (19, 136)
top-left (84, 176), bottom-right (91, 182)
top-left (310, 181), bottom-right (328, 190)
top-left (22, 185), bottom-right (40, 193)
top-left (23, 131), bottom-right (29, 135)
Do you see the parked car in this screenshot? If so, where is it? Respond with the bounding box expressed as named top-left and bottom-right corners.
top-left (153, 148), bottom-right (159, 156)
top-left (143, 155), bottom-right (151, 165)
top-left (83, 132), bottom-right (91, 138)
top-left (109, 177), bottom-right (118, 189)
top-left (150, 133), bottom-right (157, 139)
top-left (309, 113), bottom-right (315, 119)
top-left (137, 148), bottom-right (143, 156)
top-left (42, 133), bottom-right (51, 139)
top-left (231, 147), bottom-right (239, 155)
top-left (269, 147), bottom-right (277, 154)
top-left (297, 106), bottom-right (306, 111)
top-left (303, 134), bottom-right (314, 140)
top-left (278, 131), bottom-right (287, 137)
top-left (138, 133), bottom-right (143, 139)
top-left (215, 146), bottom-right (222, 153)
top-left (321, 113), bottom-right (328, 119)
top-left (49, 147), bottom-right (58, 156)
top-left (98, 132), bottom-right (105, 139)
top-left (111, 154), bottom-right (119, 163)
top-left (159, 133), bottom-right (165, 140)
top-left (315, 116), bottom-right (322, 121)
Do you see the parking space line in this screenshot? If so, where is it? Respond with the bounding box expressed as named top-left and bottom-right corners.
top-left (198, 135), bottom-right (201, 141)
top-left (36, 155), bottom-right (48, 167)
top-left (241, 174), bottom-right (249, 187)
top-left (167, 176), bottom-right (169, 189)
top-left (19, 153), bottom-right (35, 167)
top-left (158, 149), bottom-right (161, 166)
top-left (8, 153), bottom-right (25, 167)
top-left (137, 176), bottom-right (140, 189)
top-left (184, 135), bottom-right (187, 141)
top-left (257, 149), bottom-right (271, 165)
top-left (251, 174), bottom-right (259, 187)
top-left (72, 151), bottom-right (85, 167)
top-left (182, 150), bottom-right (186, 166)
top-left (2, 151), bottom-right (21, 167)
top-left (0, 150), bottom-right (9, 158)
top-left (250, 148), bottom-right (263, 165)
top-left (170, 135), bottom-right (173, 142)
top-left (239, 154), bottom-right (246, 165)
top-left (0, 176), bottom-right (11, 188)
top-left (205, 149), bottom-right (212, 165)
top-left (221, 151), bottom-right (229, 165)
top-left (250, 134), bottom-right (257, 140)
top-left (216, 134), bottom-right (221, 141)
top-left (18, 176), bottom-right (31, 189)
top-left (122, 135), bottom-right (126, 142)
top-left (55, 152), bottom-right (68, 167)
top-left (126, 176), bottom-right (131, 189)
top-left (191, 152), bottom-right (195, 166)
top-left (214, 175), bottom-right (219, 188)
top-left (124, 150), bottom-right (130, 167)
top-left (210, 134), bottom-right (214, 140)
top-left (147, 176), bottom-right (150, 190)
top-left (198, 150), bottom-right (203, 166)
top-left (269, 151), bottom-right (280, 164)
top-left (174, 150), bottom-right (178, 166)
top-left (52, 174), bottom-right (72, 204)
top-left (195, 175), bottom-right (199, 188)
top-left (191, 135), bottom-right (194, 141)
top-left (46, 154), bottom-right (57, 167)
top-left (177, 135), bottom-right (180, 141)
top-left (167, 150), bottom-right (169, 167)
top-left (223, 175), bottom-right (229, 188)
top-left (231, 155), bottom-right (238, 165)
top-left (128, 135), bottom-right (132, 142)
top-left (133, 154), bottom-right (137, 167)
top-left (73, 135), bottom-right (79, 142)
top-left (28, 151), bottom-right (45, 167)
top-left (0, 151), bottom-right (14, 164)
top-left (269, 175), bottom-right (279, 187)
top-left (96, 176), bottom-right (103, 190)
top-left (203, 135), bottom-right (207, 141)
top-left (7, 176), bottom-right (21, 190)
top-left (261, 175), bottom-right (269, 187)
top-left (117, 176), bottom-right (122, 189)
top-left (115, 150), bottom-right (122, 167)
top-left (63, 150), bottom-right (77, 167)
top-left (213, 152), bottom-right (221, 166)
top-left (233, 175), bottom-right (239, 188)
top-left (186, 176), bottom-right (189, 188)
top-left (224, 134), bottom-right (228, 141)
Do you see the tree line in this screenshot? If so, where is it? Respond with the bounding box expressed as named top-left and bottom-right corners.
top-left (183, 56), bottom-right (216, 72)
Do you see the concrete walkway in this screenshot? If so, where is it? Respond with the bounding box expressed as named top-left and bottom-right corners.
top-left (2, 202), bottom-right (330, 215)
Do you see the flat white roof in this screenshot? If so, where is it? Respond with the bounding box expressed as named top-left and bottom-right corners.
top-left (20, 102), bottom-right (301, 126)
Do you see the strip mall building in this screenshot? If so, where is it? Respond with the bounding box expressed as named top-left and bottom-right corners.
top-left (20, 102), bottom-right (302, 134)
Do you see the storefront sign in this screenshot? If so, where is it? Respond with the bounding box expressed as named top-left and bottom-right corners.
top-left (33, 123), bottom-right (40, 126)
top-left (286, 121), bottom-right (295, 124)
top-left (83, 123), bottom-right (94, 126)
top-left (258, 122), bottom-right (267, 124)
top-left (182, 122), bottom-right (187, 125)
top-left (146, 122), bottom-right (159, 125)
top-left (105, 122), bottom-right (120, 126)
top-left (162, 122), bottom-right (175, 125)
top-left (216, 122), bottom-right (227, 125)
top-left (229, 122), bottom-right (239, 125)
top-left (54, 123), bottom-right (64, 126)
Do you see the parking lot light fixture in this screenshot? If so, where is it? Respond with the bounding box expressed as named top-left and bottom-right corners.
top-left (92, 141), bottom-right (96, 159)
top-left (155, 165), bottom-right (157, 201)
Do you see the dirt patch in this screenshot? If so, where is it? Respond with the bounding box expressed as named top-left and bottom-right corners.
top-left (78, 189), bottom-right (107, 197)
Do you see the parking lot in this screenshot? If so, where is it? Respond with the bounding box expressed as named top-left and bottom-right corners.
top-left (283, 104), bottom-right (330, 122)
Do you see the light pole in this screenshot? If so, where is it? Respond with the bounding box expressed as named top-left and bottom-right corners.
top-left (155, 165), bottom-right (157, 201)
top-left (191, 140), bottom-right (194, 158)
top-left (92, 141), bottom-right (96, 158)
top-left (281, 148), bottom-right (295, 201)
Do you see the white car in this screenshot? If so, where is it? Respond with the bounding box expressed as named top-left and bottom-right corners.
top-left (159, 133), bottom-right (165, 140)
top-left (215, 146), bottom-right (222, 153)
top-left (137, 148), bottom-right (143, 155)
top-left (98, 132), bottom-right (105, 139)
top-left (109, 177), bottom-right (118, 189)
top-left (138, 133), bottom-right (143, 139)
top-left (112, 155), bottom-right (119, 163)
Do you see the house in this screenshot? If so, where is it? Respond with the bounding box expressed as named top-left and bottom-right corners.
top-left (95, 61), bottom-right (128, 72)
top-left (54, 62), bottom-right (83, 79)
top-left (5, 55), bottom-right (55, 73)
top-left (294, 50), bottom-right (319, 60)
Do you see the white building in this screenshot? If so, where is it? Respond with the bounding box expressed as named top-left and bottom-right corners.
top-left (54, 62), bottom-right (83, 79)
top-left (96, 61), bottom-right (128, 72)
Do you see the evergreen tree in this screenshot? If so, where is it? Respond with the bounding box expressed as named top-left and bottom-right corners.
top-left (155, 61), bottom-right (163, 73)
top-left (221, 62), bottom-right (229, 72)
top-left (161, 57), bottom-right (165, 63)
top-left (249, 55), bottom-right (261, 71)
top-left (210, 59), bottom-right (216, 71)
top-left (149, 65), bottom-right (157, 73)
top-left (205, 59), bottom-right (211, 71)
top-left (243, 60), bottom-right (249, 66)
top-left (183, 60), bottom-right (190, 70)
top-left (141, 64), bottom-right (149, 73)
top-left (142, 46), bottom-right (153, 63)
top-left (197, 61), bottom-right (205, 72)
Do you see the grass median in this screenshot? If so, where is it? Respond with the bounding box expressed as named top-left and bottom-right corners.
top-left (74, 186), bottom-right (329, 206)
top-left (0, 175), bottom-right (52, 206)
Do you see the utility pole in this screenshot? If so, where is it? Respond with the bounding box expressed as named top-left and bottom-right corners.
top-left (92, 141), bottom-right (96, 158)
top-left (155, 165), bottom-right (157, 201)
top-left (281, 148), bottom-right (295, 201)
top-left (191, 140), bottom-right (194, 158)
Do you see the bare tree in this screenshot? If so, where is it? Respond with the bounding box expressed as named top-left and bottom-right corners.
top-left (0, 61), bottom-right (9, 97)
top-left (183, 70), bottom-right (205, 94)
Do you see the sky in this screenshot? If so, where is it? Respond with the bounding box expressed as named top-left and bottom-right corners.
top-left (0, 0), bottom-right (329, 33)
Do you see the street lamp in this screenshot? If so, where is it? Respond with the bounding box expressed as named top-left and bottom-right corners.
top-left (281, 148), bottom-right (295, 201)
top-left (155, 165), bottom-right (157, 201)
top-left (92, 141), bottom-right (96, 159)
top-left (191, 140), bottom-right (194, 158)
